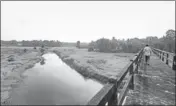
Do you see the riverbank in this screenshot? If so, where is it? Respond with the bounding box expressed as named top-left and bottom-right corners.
top-left (1, 46), bottom-right (134, 105)
top-left (51, 47), bottom-right (134, 83)
top-left (1, 47), bottom-right (44, 105)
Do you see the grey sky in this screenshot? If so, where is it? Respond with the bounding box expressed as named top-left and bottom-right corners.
top-left (1, 1), bottom-right (175, 42)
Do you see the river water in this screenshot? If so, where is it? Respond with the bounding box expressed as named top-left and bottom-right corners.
top-left (10, 53), bottom-right (103, 105)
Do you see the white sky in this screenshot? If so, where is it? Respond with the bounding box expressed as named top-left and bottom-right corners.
top-left (1, 1), bottom-right (175, 42)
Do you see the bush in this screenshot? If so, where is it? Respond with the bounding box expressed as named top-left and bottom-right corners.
top-left (76, 41), bottom-right (80, 49)
top-left (88, 47), bottom-right (94, 52)
top-left (40, 48), bottom-right (45, 53)
top-left (24, 49), bottom-right (27, 52)
top-left (96, 38), bottom-right (112, 52)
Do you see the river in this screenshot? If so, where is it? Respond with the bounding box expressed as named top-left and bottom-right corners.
top-left (10, 52), bottom-right (103, 105)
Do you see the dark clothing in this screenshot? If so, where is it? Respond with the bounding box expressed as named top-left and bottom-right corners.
top-left (145, 55), bottom-right (150, 63)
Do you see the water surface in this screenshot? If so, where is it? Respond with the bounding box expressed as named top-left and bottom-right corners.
top-left (10, 53), bottom-right (103, 105)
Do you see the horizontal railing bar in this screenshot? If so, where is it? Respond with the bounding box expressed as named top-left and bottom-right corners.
top-left (87, 84), bottom-right (115, 106)
top-left (131, 55), bottom-right (138, 63)
top-left (152, 48), bottom-right (174, 56)
top-left (152, 47), bottom-right (174, 63)
top-left (116, 62), bottom-right (132, 85)
top-left (162, 54), bottom-right (174, 58)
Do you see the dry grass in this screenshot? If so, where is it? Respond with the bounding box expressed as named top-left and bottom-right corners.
top-left (1, 46), bottom-right (43, 105)
top-left (51, 47), bottom-right (135, 83)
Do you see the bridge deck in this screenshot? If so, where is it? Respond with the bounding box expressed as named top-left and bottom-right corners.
top-left (124, 54), bottom-right (175, 105)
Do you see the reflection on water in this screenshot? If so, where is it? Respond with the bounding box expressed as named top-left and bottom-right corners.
top-left (10, 53), bottom-right (103, 105)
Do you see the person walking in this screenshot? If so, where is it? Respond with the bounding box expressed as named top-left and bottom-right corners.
top-left (143, 44), bottom-right (152, 65)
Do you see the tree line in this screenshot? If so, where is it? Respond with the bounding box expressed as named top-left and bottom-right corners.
top-left (1, 29), bottom-right (175, 53)
top-left (88, 29), bottom-right (175, 53)
top-left (1, 40), bottom-right (62, 47)
top-left (1, 40), bottom-right (89, 48)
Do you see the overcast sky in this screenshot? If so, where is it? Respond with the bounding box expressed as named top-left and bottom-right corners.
top-left (1, 1), bottom-right (175, 42)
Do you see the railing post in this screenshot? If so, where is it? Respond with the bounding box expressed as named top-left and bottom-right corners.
top-left (135, 61), bottom-right (139, 74)
top-left (166, 53), bottom-right (169, 65)
top-left (159, 51), bottom-right (161, 59)
top-left (173, 55), bottom-right (176, 71)
top-left (154, 50), bottom-right (157, 56)
top-left (157, 50), bottom-right (159, 57)
top-left (108, 92), bottom-right (117, 106)
top-left (172, 34), bottom-right (176, 71)
top-left (108, 84), bottom-right (117, 106)
top-left (162, 52), bottom-right (164, 61)
top-left (134, 54), bottom-right (139, 74)
top-left (138, 51), bottom-right (143, 68)
top-left (129, 63), bottom-right (134, 90)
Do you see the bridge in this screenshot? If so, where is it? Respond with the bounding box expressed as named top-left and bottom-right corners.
top-left (87, 48), bottom-right (176, 105)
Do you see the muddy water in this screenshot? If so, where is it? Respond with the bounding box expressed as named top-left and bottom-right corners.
top-left (10, 53), bottom-right (103, 105)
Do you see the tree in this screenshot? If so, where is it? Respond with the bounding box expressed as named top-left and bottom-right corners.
top-left (96, 38), bottom-right (111, 52)
top-left (165, 29), bottom-right (175, 52)
top-left (76, 41), bottom-right (80, 48)
top-left (111, 37), bottom-right (118, 50)
top-left (11, 40), bottom-right (18, 46)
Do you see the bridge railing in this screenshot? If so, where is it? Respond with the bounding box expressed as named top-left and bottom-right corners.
top-left (152, 47), bottom-right (174, 68)
top-left (87, 49), bottom-right (144, 106)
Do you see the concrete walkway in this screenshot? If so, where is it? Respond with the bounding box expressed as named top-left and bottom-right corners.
top-left (124, 54), bottom-right (175, 105)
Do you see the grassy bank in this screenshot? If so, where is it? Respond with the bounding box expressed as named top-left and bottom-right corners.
top-left (1, 47), bottom-right (44, 105)
top-left (51, 47), bottom-right (134, 84)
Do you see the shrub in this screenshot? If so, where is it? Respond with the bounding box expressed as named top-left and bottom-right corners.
top-left (76, 41), bottom-right (80, 49)
top-left (88, 47), bottom-right (94, 52)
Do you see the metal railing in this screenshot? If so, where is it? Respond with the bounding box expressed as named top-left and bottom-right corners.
top-left (87, 49), bottom-right (144, 106)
